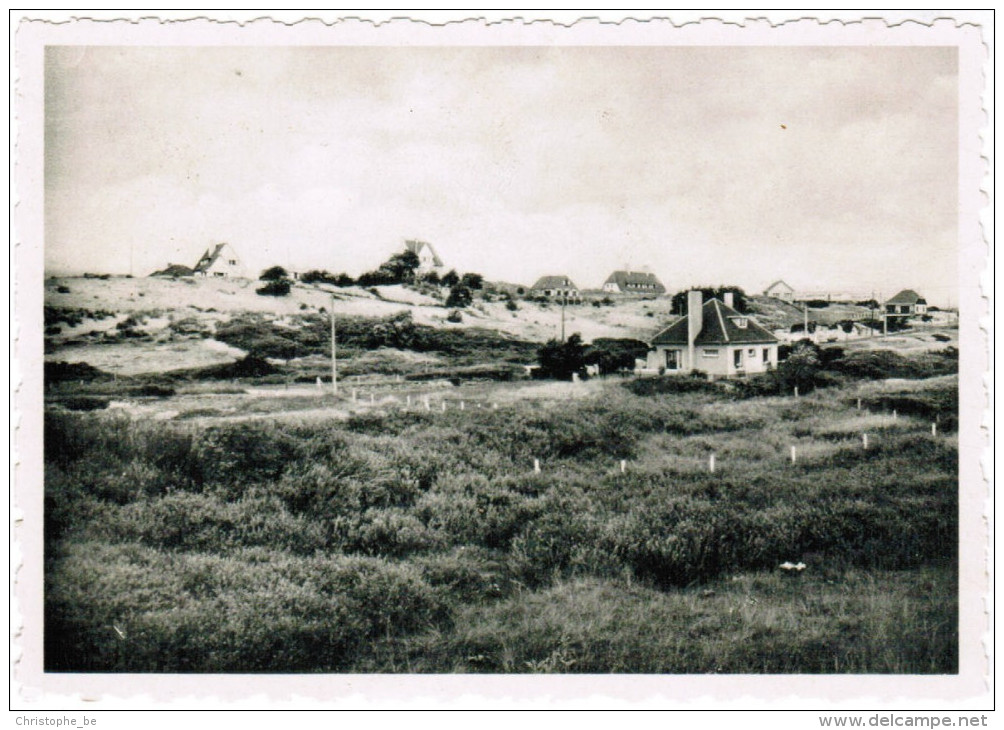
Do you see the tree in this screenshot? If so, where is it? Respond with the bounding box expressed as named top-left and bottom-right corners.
top-left (446, 284), bottom-right (473, 308)
top-left (776, 339), bottom-right (820, 392)
top-left (441, 269), bottom-right (460, 288)
top-left (422, 270), bottom-right (441, 285)
top-left (381, 250), bottom-right (421, 283)
top-left (260, 266), bottom-right (289, 281)
top-left (670, 287), bottom-right (749, 315)
top-left (538, 333), bottom-right (586, 380)
top-left (460, 272), bottom-right (484, 290)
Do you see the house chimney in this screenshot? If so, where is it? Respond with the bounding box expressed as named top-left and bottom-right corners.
top-left (687, 290), bottom-right (703, 371)
top-left (724, 291), bottom-right (734, 309)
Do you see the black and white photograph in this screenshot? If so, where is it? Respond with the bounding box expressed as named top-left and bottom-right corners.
top-left (12, 12), bottom-right (990, 711)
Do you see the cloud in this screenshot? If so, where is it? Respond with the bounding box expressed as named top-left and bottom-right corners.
top-left (44, 45), bottom-right (958, 301)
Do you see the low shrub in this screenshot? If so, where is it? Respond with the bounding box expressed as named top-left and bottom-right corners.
top-left (256, 279), bottom-right (291, 297)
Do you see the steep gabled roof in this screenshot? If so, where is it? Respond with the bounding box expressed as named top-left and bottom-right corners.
top-left (193, 243), bottom-right (230, 273)
top-left (885, 289), bottom-right (925, 305)
top-left (603, 270), bottom-right (666, 292)
top-left (531, 275), bottom-right (578, 290)
top-left (404, 240), bottom-right (444, 267)
top-left (650, 298), bottom-right (778, 346)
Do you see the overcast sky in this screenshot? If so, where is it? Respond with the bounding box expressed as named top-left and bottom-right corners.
top-left (45, 45), bottom-right (958, 302)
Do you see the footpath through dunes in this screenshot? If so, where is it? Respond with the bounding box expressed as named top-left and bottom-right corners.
top-left (43, 372), bottom-right (958, 673)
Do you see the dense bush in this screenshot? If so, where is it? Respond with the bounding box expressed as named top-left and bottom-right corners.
top-left (260, 266), bottom-right (289, 281)
top-left (584, 338), bottom-right (650, 374)
top-left (446, 285), bottom-right (473, 308)
top-left (256, 279), bottom-right (291, 297)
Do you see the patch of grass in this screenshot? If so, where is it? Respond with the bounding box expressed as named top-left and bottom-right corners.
top-left (43, 376), bottom-right (958, 673)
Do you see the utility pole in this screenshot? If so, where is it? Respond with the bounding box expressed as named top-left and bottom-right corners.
top-left (560, 292), bottom-right (566, 343)
top-left (330, 294), bottom-right (337, 396)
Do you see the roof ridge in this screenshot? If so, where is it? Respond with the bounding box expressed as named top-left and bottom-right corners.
top-left (713, 300), bottom-right (729, 343)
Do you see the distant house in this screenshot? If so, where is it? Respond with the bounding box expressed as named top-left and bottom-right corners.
top-left (404, 240), bottom-right (445, 275)
top-left (530, 275), bottom-right (581, 301)
top-left (602, 270), bottom-right (666, 295)
top-left (193, 243), bottom-right (245, 279)
top-left (763, 280), bottom-right (796, 303)
top-left (884, 289), bottom-right (928, 317)
top-left (647, 291), bottom-right (779, 377)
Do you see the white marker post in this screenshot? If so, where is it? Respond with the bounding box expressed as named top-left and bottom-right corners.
top-left (424, 396), bottom-right (430, 411)
top-left (932, 422), bottom-right (937, 436)
top-left (790, 445), bottom-right (797, 464)
top-left (460, 401), bottom-right (465, 411)
top-left (352, 388), bottom-right (357, 403)
top-left (892, 409), bottom-right (897, 420)
top-left (863, 433), bottom-right (869, 450)
top-left (709, 454), bottom-right (716, 473)
top-left (857, 398), bottom-right (862, 410)
top-left (534, 458), bottom-right (541, 474)
top-left (794, 386), bottom-right (799, 398)
top-left (441, 401), bottom-right (446, 412)
top-left (620, 460), bottom-right (626, 474)
top-left (406, 395), bottom-right (411, 407)
top-left (370, 393), bottom-right (375, 404)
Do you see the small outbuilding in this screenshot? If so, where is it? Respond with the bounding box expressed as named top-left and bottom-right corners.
top-left (884, 289), bottom-right (928, 317)
top-left (763, 279), bottom-right (796, 303)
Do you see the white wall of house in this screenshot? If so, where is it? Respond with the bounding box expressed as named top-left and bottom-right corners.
top-left (650, 343), bottom-right (777, 377)
top-left (197, 244), bottom-right (244, 278)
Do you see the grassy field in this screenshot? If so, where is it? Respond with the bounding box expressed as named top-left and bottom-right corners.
top-left (44, 371), bottom-right (958, 674)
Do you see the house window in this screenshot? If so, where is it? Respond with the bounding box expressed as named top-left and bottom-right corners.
top-left (900, 305), bottom-right (910, 314)
top-left (748, 348), bottom-right (756, 357)
top-left (733, 350), bottom-right (743, 369)
top-left (733, 317), bottom-right (748, 328)
top-left (762, 348), bottom-right (770, 362)
top-left (702, 349), bottom-right (719, 358)
top-left (665, 350), bottom-right (680, 370)
top-left (228, 259), bottom-right (237, 265)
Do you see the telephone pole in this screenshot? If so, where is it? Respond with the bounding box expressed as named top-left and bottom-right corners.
top-left (560, 292), bottom-right (566, 342)
top-left (330, 294), bottom-right (338, 396)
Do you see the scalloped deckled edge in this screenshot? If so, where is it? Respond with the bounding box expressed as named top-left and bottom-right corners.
top-left (10, 12), bottom-right (993, 711)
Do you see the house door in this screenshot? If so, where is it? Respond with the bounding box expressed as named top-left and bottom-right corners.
top-left (733, 349), bottom-right (743, 369)
top-left (665, 350), bottom-right (680, 371)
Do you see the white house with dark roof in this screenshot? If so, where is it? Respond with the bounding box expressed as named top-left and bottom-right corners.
top-left (763, 279), bottom-right (796, 303)
top-left (646, 290), bottom-right (779, 377)
top-left (193, 243), bottom-right (245, 278)
top-left (530, 275), bottom-right (581, 301)
top-left (884, 289), bottom-right (927, 317)
top-left (602, 270), bottom-right (666, 295)
top-left (404, 240), bottom-right (445, 275)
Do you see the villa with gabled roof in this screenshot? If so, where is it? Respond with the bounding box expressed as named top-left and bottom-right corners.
top-left (193, 243), bottom-right (245, 279)
top-left (647, 290), bottom-right (779, 377)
